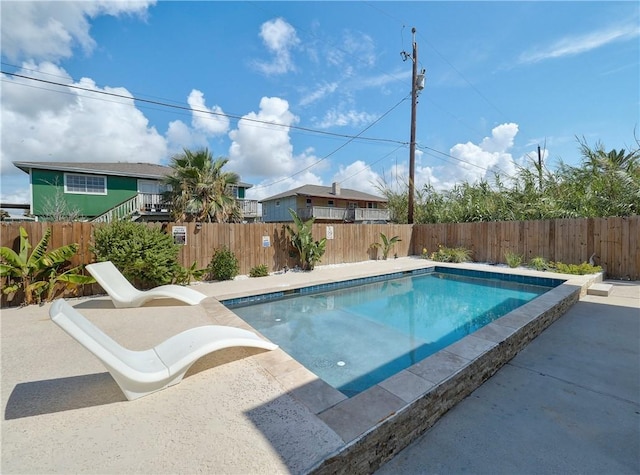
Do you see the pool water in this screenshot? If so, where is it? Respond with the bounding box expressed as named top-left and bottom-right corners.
top-left (229, 270), bottom-right (557, 397)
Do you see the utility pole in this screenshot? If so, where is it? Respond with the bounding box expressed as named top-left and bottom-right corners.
top-left (402, 27), bottom-right (425, 224)
top-left (537, 145), bottom-right (543, 190)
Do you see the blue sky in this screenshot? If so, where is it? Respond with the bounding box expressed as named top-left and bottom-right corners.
top-left (1, 1), bottom-right (638, 206)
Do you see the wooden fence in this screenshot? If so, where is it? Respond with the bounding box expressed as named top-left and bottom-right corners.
top-left (1, 217), bottom-right (638, 306)
top-left (412, 216), bottom-right (639, 280)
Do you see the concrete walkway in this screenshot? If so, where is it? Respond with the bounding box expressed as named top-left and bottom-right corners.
top-left (376, 280), bottom-right (640, 475)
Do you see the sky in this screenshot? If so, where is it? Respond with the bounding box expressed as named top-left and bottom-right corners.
top-left (1, 1), bottom-right (639, 207)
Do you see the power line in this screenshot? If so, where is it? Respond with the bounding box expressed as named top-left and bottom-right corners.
top-left (1, 70), bottom-right (407, 147)
top-left (364, 2), bottom-right (510, 123)
top-left (2, 70), bottom-right (517, 190)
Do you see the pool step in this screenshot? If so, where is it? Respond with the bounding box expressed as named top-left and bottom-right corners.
top-left (587, 283), bottom-right (613, 297)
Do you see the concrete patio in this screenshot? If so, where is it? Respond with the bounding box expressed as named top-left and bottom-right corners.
top-left (1, 258), bottom-right (637, 474)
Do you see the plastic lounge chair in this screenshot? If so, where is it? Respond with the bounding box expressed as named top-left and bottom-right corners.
top-left (49, 299), bottom-right (278, 400)
top-left (86, 261), bottom-right (207, 308)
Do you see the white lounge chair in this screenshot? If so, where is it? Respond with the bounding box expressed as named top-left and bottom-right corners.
top-left (49, 299), bottom-right (278, 400)
top-left (86, 261), bottom-right (207, 308)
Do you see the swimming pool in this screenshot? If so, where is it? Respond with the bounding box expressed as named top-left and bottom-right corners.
top-left (226, 267), bottom-right (563, 397)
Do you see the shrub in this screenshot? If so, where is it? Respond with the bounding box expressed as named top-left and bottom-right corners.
top-left (249, 264), bottom-right (269, 278)
top-left (285, 209), bottom-right (326, 270)
top-left (369, 233), bottom-right (401, 260)
top-left (528, 256), bottom-right (549, 271)
top-left (430, 245), bottom-right (472, 263)
top-left (504, 251), bottom-right (523, 268)
top-left (92, 221), bottom-right (181, 289)
top-left (207, 247), bottom-right (239, 281)
top-left (550, 261), bottom-right (602, 275)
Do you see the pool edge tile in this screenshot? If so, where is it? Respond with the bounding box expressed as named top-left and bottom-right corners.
top-left (377, 369), bottom-right (436, 404)
top-left (317, 386), bottom-right (406, 443)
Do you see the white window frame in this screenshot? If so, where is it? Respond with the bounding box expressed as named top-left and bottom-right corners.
top-left (327, 199), bottom-right (335, 207)
top-left (64, 173), bottom-right (107, 195)
top-left (348, 201), bottom-right (358, 209)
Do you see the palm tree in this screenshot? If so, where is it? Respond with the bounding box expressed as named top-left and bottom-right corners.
top-left (577, 135), bottom-right (640, 175)
top-left (163, 148), bottom-right (241, 223)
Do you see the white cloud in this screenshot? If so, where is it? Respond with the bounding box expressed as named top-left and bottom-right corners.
top-left (0, 1), bottom-right (155, 62)
top-left (228, 96), bottom-right (305, 177)
top-left (331, 161), bottom-right (382, 196)
top-left (436, 123), bottom-right (520, 188)
top-left (253, 18), bottom-right (300, 75)
top-left (187, 89), bottom-right (230, 135)
top-left (164, 90), bottom-right (230, 155)
top-left (165, 119), bottom-right (210, 156)
top-left (1, 62), bottom-right (167, 191)
top-left (299, 81), bottom-right (339, 107)
top-left (326, 29), bottom-right (377, 71)
top-left (247, 171), bottom-right (323, 201)
top-left (342, 30), bottom-right (377, 68)
top-left (313, 108), bottom-right (379, 129)
top-left (519, 21), bottom-right (640, 64)
top-left (359, 68), bottom-right (412, 89)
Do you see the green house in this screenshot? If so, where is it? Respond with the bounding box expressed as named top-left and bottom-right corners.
top-left (13, 161), bottom-right (258, 222)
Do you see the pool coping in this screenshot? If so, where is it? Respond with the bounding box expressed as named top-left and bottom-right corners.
top-left (203, 261), bottom-right (602, 474)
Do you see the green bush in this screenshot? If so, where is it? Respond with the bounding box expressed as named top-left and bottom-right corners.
top-left (207, 247), bottom-right (239, 281)
top-left (504, 251), bottom-right (523, 268)
top-left (528, 256), bottom-right (549, 271)
top-left (430, 245), bottom-right (472, 263)
top-left (249, 264), bottom-right (269, 277)
top-left (92, 221), bottom-right (181, 289)
top-left (550, 261), bottom-right (602, 275)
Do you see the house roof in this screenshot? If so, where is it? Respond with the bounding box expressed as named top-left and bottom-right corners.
top-left (13, 161), bottom-right (252, 188)
top-left (259, 184), bottom-right (387, 203)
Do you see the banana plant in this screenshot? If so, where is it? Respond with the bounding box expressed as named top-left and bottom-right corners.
top-left (0, 226), bottom-right (95, 305)
top-left (285, 209), bottom-right (327, 270)
top-left (370, 232), bottom-right (402, 260)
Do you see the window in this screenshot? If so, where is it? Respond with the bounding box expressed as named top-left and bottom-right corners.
top-left (228, 185), bottom-right (244, 199)
top-left (327, 200), bottom-right (335, 207)
top-left (275, 200), bottom-right (280, 207)
top-left (64, 174), bottom-right (106, 194)
top-left (367, 202), bottom-right (378, 209)
top-left (348, 202), bottom-right (358, 209)
top-left (306, 198), bottom-right (312, 208)
top-left (138, 179), bottom-right (170, 194)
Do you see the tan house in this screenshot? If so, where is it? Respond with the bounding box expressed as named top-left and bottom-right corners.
top-left (260, 182), bottom-right (390, 223)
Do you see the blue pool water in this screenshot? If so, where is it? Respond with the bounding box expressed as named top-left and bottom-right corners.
top-left (227, 268), bottom-right (561, 397)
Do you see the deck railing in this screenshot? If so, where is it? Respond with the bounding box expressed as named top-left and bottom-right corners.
top-left (92, 194), bottom-right (259, 222)
top-left (297, 206), bottom-right (390, 222)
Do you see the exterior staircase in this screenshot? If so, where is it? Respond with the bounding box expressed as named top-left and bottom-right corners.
top-left (91, 195), bottom-right (147, 223)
